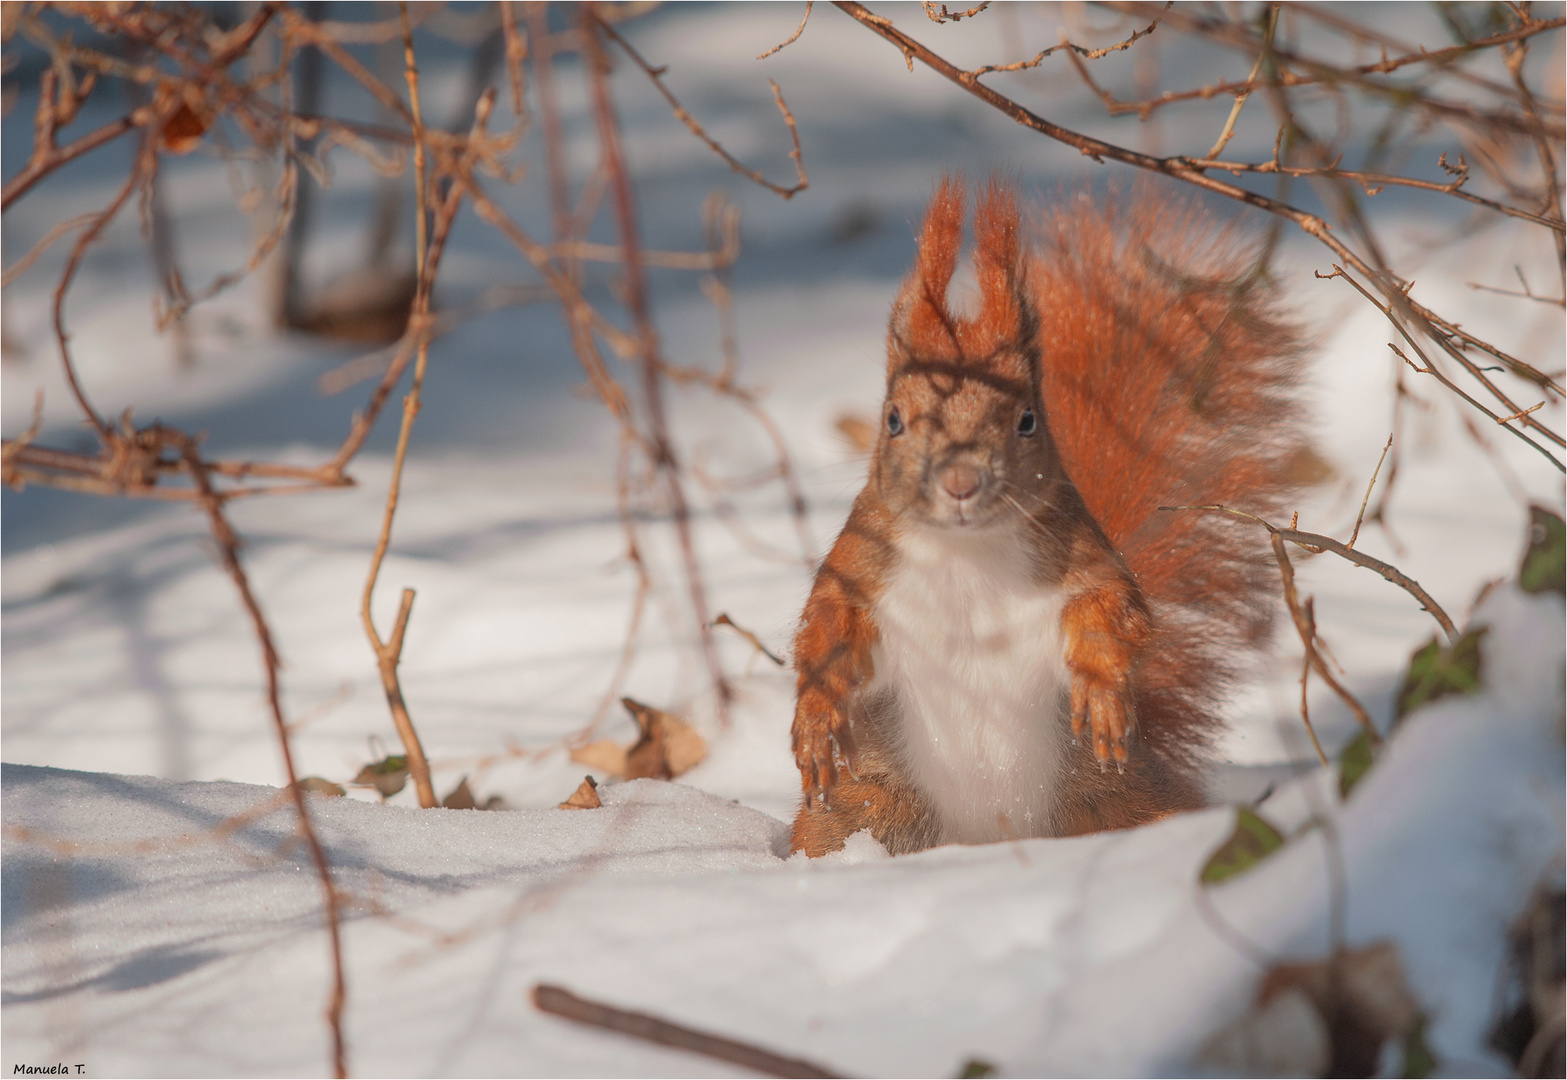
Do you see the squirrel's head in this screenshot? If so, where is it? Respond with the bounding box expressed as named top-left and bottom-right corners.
top-left (876, 176), bottom-right (1056, 532)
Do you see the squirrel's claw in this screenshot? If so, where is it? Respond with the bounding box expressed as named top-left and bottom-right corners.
top-left (1070, 671), bottom-right (1134, 769)
top-left (792, 707), bottom-right (860, 804)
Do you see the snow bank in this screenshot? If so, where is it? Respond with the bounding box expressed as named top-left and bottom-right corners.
top-left (4, 585), bottom-right (1560, 1077)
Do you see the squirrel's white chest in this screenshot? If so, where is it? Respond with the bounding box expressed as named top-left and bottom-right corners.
top-left (871, 523), bottom-right (1072, 844)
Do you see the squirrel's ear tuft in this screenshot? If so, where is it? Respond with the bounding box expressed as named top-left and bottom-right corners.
top-left (962, 177), bottom-right (1028, 359)
top-left (892, 176), bottom-right (966, 363)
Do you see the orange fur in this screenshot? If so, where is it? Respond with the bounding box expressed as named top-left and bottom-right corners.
top-left (790, 178), bottom-right (1304, 855)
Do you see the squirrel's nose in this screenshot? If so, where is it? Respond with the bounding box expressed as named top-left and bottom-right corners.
top-left (940, 462), bottom-right (982, 501)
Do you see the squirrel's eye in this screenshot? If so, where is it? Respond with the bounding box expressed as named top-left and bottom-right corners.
top-left (1017, 408), bottom-right (1037, 436)
top-left (887, 408), bottom-right (904, 436)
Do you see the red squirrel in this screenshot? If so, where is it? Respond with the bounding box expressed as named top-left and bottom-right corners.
top-left (790, 177), bottom-right (1306, 857)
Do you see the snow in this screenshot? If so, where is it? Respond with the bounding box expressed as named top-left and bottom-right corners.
top-left (4, 4), bottom-right (1564, 1077)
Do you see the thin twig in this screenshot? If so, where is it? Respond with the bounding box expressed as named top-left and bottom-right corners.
top-left (583, 5), bottom-right (733, 717)
top-left (758, 1), bottom-right (813, 60)
top-left (597, 19), bottom-right (808, 199)
top-left (175, 431), bottom-right (348, 1078)
top-left (1163, 504), bottom-right (1460, 643)
top-left (1347, 434), bottom-right (1393, 550)
top-left (1206, 5), bottom-right (1277, 160)
top-left (1270, 532), bottom-right (1380, 745)
top-left (359, 3), bottom-right (442, 810)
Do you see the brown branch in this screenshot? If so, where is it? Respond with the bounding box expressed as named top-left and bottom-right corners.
top-left (51, 140), bottom-right (154, 439)
top-left (758, 1), bottom-right (813, 59)
top-left (1170, 154), bottom-right (1564, 233)
top-left (1291, 2), bottom-right (1565, 107)
top-left (1327, 267), bottom-right (1564, 468)
top-left (1101, 2), bottom-right (1565, 139)
top-left (832, 3), bottom-right (1564, 468)
top-left (583, 5), bottom-right (732, 716)
top-left (1, 212), bottom-right (96, 287)
top-left (359, 4), bottom-right (451, 811)
top-left (1164, 504), bottom-right (1460, 644)
top-left (533, 984), bottom-right (839, 1079)
top-left (174, 431), bottom-right (348, 1078)
top-left (712, 613), bottom-right (786, 667)
top-left (1503, 23), bottom-right (1567, 275)
top-left (597, 19), bottom-right (808, 200)
top-left (1270, 532), bottom-right (1380, 745)
top-left (967, 3), bottom-right (1167, 78)
top-left (922, 1), bottom-right (989, 23)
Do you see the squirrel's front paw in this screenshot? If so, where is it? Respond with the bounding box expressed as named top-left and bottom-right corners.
top-left (791, 697), bottom-right (858, 802)
top-left (1069, 670), bottom-right (1134, 771)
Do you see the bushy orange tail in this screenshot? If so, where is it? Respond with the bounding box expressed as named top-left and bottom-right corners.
top-left (1032, 190), bottom-right (1308, 760)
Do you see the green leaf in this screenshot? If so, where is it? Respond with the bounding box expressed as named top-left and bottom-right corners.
top-left (1401, 1014), bottom-right (1435, 1078)
top-left (1338, 729), bottom-right (1375, 798)
top-left (1394, 627), bottom-right (1488, 723)
top-left (956, 1060), bottom-right (997, 1079)
top-left (353, 754), bottom-right (410, 798)
top-left (1519, 506), bottom-right (1565, 596)
top-left (1200, 807), bottom-right (1285, 884)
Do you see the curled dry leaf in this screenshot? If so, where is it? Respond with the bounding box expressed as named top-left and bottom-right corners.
top-left (442, 776), bottom-right (476, 810)
top-left (558, 775), bottom-right (602, 811)
top-left (622, 697), bottom-right (707, 779)
top-left (160, 101), bottom-right (208, 154)
top-left (567, 698), bottom-right (708, 780)
top-left (441, 775), bottom-right (506, 810)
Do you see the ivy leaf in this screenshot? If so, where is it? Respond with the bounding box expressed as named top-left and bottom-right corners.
top-left (1519, 506), bottom-right (1565, 596)
top-left (1402, 1014), bottom-right (1435, 1079)
top-left (1394, 627), bottom-right (1487, 723)
top-left (1338, 729), bottom-right (1375, 799)
top-left (1201, 806), bottom-right (1285, 884)
top-left (353, 754), bottom-right (410, 799)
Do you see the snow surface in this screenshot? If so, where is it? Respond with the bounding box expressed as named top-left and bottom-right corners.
top-left (4, 3), bottom-right (1565, 1076)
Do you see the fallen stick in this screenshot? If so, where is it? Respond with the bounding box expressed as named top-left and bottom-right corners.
top-left (531, 983), bottom-right (841, 1079)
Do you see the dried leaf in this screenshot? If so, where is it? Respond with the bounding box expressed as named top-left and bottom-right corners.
top-left (1520, 506), bottom-right (1565, 596)
top-left (621, 697), bottom-right (708, 779)
top-left (442, 776), bottom-right (476, 810)
top-left (1200, 806), bottom-right (1284, 884)
top-left (160, 101), bottom-right (207, 154)
top-left (293, 776), bottom-right (346, 797)
top-left (955, 1059), bottom-right (997, 1078)
top-left (558, 775), bottom-right (602, 811)
top-left (353, 754), bottom-right (409, 799)
top-left (1338, 729), bottom-right (1374, 799)
top-left (570, 738), bottom-right (628, 777)
top-left (1394, 627), bottom-right (1487, 723)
